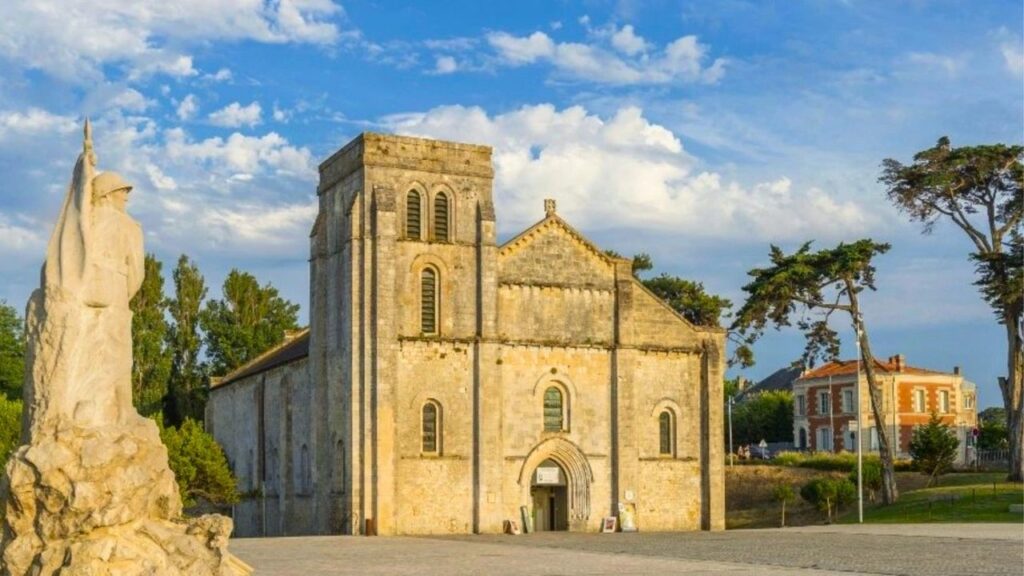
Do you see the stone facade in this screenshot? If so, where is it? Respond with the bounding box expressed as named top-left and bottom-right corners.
top-left (207, 132), bottom-right (726, 536)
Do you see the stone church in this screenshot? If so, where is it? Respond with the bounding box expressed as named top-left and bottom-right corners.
top-left (206, 132), bottom-right (726, 537)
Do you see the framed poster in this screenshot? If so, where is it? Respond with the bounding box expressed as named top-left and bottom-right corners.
top-left (601, 516), bottom-right (618, 533)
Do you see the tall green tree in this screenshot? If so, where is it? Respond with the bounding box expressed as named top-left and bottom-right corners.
top-left (200, 269), bottom-right (299, 377)
top-left (130, 254), bottom-right (172, 416)
top-left (166, 255), bottom-right (208, 426)
top-left (731, 390), bottom-right (794, 445)
top-left (0, 300), bottom-right (25, 400)
top-left (732, 240), bottom-right (900, 504)
top-left (606, 251), bottom-right (754, 367)
top-left (909, 412), bottom-right (960, 487)
top-left (0, 395), bottom-right (22, 462)
top-left (881, 138), bottom-right (1023, 482)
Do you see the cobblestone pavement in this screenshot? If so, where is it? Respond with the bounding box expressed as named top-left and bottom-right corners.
top-left (229, 523), bottom-right (1023, 576)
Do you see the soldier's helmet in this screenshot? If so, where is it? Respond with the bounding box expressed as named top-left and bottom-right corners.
top-left (92, 171), bottom-right (133, 200)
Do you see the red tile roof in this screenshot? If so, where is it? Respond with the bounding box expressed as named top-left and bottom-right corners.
top-left (798, 357), bottom-right (947, 380)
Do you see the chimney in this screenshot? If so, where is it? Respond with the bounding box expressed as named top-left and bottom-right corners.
top-left (894, 354), bottom-right (905, 372)
top-left (737, 376), bottom-right (747, 391)
top-left (953, 366), bottom-right (961, 376)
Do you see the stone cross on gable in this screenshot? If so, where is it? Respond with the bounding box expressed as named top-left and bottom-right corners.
top-left (544, 198), bottom-right (556, 216)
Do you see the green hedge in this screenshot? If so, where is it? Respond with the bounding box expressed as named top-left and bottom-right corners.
top-left (773, 450), bottom-right (913, 472)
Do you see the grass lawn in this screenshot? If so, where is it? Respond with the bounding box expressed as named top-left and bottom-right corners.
top-left (838, 472), bottom-right (1024, 524)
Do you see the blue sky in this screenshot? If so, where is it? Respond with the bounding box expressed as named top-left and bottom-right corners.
top-left (0, 1), bottom-right (1020, 408)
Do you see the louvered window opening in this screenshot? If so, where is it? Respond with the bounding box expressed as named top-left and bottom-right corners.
top-left (543, 387), bottom-right (563, 432)
top-left (659, 411), bottom-right (673, 455)
top-left (433, 193), bottom-right (449, 241)
top-left (421, 269), bottom-right (437, 334)
top-left (407, 190), bottom-right (421, 239)
top-left (422, 403), bottom-right (438, 453)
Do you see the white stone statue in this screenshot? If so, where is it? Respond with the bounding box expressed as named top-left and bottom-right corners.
top-left (23, 120), bottom-right (142, 441)
top-left (0, 122), bottom-right (251, 576)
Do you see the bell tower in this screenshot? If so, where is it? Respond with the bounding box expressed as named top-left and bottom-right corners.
top-left (308, 133), bottom-right (496, 535)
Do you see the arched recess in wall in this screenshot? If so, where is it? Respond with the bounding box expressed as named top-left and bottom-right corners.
top-left (651, 398), bottom-right (684, 458)
top-left (517, 437), bottom-right (594, 526)
top-left (408, 254), bottom-right (449, 336)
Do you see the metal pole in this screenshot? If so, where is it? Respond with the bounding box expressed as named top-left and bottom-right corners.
top-left (828, 375), bottom-right (835, 453)
top-left (856, 321), bottom-right (864, 524)
top-left (728, 395), bottom-right (734, 467)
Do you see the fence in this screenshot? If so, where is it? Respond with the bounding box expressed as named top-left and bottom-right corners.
top-left (975, 449), bottom-right (1009, 470)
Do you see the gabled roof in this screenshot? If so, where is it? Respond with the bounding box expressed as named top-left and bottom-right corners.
top-left (211, 328), bottom-right (310, 389)
top-left (740, 365), bottom-right (802, 398)
top-left (798, 357), bottom-right (947, 380)
top-left (499, 211), bottom-right (617, 267)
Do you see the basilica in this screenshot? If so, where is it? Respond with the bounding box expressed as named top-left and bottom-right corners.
top-left (206, 132), bottom-right (726, 536)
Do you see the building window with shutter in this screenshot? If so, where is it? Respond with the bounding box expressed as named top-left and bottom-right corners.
top-left (842, 389), bottom-right (854, 413)
top-left (939, 390), bottom-right (949, 413)
top-left (658, 410), bottom-right (675, 456)
top-left (433, 192), bottom-right (449, 241)
top-left (913, 389), bottom-right (926, 413)
top-left (422, 401), bottom-right (441, 454)
top-left (543, 387), bottom-right (565, 432)
top-left (421, 268), bottom-right (438, 334)
top-left (818, 391), bottom-right (831, 415)
top-left (797, 394), bottom-right (806, 416)
top-left (406, 189), bottom-right (422, 239)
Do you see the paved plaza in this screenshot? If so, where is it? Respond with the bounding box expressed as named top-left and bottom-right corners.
top-left (230, 523), bottom-right (1023, 576)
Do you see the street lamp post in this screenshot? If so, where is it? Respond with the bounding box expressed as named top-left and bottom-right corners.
top-left (855, 320), bottom-right (864, 524)
top-left (728, 395), bottom-right (734, 467)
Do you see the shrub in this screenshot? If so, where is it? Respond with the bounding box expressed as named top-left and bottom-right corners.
top-left (909, 413), bottom-right (959, 486)
top-left (0, 396), bottom-right (21, 462)
top-left (772, 483), bottom-right (796, 527)
top-left (848, 459), bottom-right (883, 502)
top-left (774, 450), bottom-right (913, 474)
top-left (800, 477), bottom-right (857, 522)
top-left (158, 418), bottom-right (240, 508)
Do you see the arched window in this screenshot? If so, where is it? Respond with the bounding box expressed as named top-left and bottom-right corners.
top-left (406, 189), bottom-right (421, 239)
top-left (658, 410), bottom-right (675, 456)
top-left (543, 387), bottom-right (565, 432)
top-left (421, 268), bottom-right (437, 334)
top-left (433, 192), bottom-right (449, 241)
top-left (422, 401), bottom-right (441, 453)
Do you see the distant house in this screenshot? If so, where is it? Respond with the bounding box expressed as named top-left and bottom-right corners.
top-left (738, 365), bottom-right (802, 400)
top-left (792, 354), bottom-right (978, 464)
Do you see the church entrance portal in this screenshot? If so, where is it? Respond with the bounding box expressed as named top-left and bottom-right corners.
top-left (530, 459), bottom-right (568, 531)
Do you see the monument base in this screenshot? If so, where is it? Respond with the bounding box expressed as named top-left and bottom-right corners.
top-left (0, 417), bottom-right (251, 576)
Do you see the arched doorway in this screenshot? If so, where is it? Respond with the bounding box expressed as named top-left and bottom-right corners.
top-left (518, 437), bottom-right (594, 531)
top-left (530, 459), bottom-right (568, 531)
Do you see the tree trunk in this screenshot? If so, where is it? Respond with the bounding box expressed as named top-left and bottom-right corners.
top-left (1000, 306), bottom-right (1023, 483)
top-left (781, 500), bottom-right (786, 528)
top-left (848, 281), bottom-right (899, 504)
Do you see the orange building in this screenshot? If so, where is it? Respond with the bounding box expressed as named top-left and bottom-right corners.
top-left (792, 354), bottom-right (978, 464)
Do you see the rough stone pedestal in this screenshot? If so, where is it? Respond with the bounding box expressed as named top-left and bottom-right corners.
top-left (0, 416), bottom-right (251, 575)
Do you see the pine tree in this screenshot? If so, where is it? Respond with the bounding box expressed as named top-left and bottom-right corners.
top-left (909, 412), bottom-right (960, 487)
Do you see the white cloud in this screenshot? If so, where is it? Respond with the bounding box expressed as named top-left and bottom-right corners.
top-left (109, 88), bottom-right (153, 112)
top-left (0, 212), bottom-right (44, 253)
top-left (145, 164), bottom-right (177, 190)
top-left (1001, 41), bottom-right (1024, 75)
top-left (382, 104), bottom-right (869, 240)
top-left (0, 108), bottom-right (78, 139)
top-left (610, 25), bottom-right (650, 56)
top-left (177, 94), bottom-right (199, 121)
top-left (205, 68), bottom-right (234, 82)
top-left (208, 101), bottom-right (263, 128)
top-left (433, 55), bottom-right (458, 74)
top-left (0, 0), bottom-right (344, 82)
top-left (164, 128), bottom-right (314, 177)
top-left (485, 27), bottom-right (726, 85)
